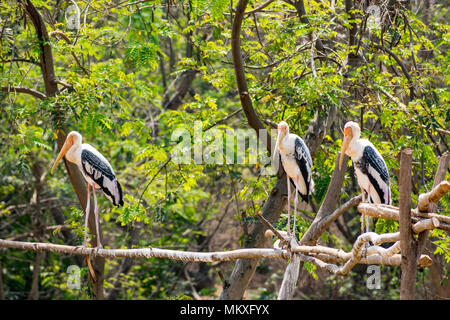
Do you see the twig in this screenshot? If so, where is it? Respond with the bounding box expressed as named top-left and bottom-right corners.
top-left (256, 213), bottom-right (288, 244)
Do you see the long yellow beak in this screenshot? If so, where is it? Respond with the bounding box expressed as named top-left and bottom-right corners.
top-left (272, 131), bottom-right (280, 163)
top-left (51, 136), bottom-right (73, 174)
top-left (339, 135), bottom-right (351, 171)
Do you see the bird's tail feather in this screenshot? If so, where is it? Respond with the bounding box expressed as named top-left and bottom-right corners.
top-left (289, 178), bottom-right (309, 204)
top-left (114, 179), bottom-right (124, 206)
top-left (309, 178), bottom-right (315, 195)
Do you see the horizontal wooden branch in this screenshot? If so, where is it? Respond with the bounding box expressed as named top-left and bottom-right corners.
top-left (294, 232), bottom-right (431, 276)
top-left (0, 86), bottom-right (47, 100)
top-left (0, 57), bottom-right (40, 66)
top-left (0, 239), bottom-right (289, 262)
top-left (367, 241), bottom-right (401, 258)
top-left (0, 226), bottom-right (432, 279)
top-left (417, 181), bottom-right (450, 212)
top-left (436, 128), bottom-right (450, 136)
top-left (412, 210), bottom-right (450, 225)
top-left (358, 203), bottom-right (450, 232)
top-left (412, 218), bottom-right (440, 234)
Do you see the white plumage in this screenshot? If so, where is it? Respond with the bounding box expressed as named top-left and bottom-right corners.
top-left (51, 131), bottom-right (123, 248)
top-left (274, 121), bottom-right (314, 240)
top-left (340, 121), bottom-right (391, 233)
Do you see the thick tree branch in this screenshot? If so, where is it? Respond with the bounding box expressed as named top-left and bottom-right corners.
top-left (358, 203), bottom-right (450, 232)
top-left (0, 239), bottom-right (289, 261)
top-left (418, 181), bottom-right (450, 212)
top-left (231, 0), bottom-right (272, 154)
top-left (20, 0), bottom-right (105, 299)
top-left (0, 86), bottom-right (47, 100)
top-left (289, 0), bottom-right (325, 53)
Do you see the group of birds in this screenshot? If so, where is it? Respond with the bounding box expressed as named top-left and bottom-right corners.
top-left (51, 119), bottom-right (391, 248)
top-left (274, 120), bottom-right (391, 241)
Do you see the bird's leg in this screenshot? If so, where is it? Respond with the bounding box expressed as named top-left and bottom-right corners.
top-left (360, 187), bottom-right (365, 235)
top-left (286, 176), bottom-right (291, 237)
top-left (364, 187), bottom-right (372, 248)
top-left (292, 176), bottom-right (299, 240)
top-left (92, 186), bottom-right (102, 249)
top-left (83, 184), bottom-right (91, 247)
top-left (366, 187), bottom-right (371, 234)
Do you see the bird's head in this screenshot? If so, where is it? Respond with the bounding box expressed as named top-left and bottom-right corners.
top-left (339, 121), bottom-right (360, 170)
top-left (51, 131), bottom-right (82, 174)
top-left (277, 121), bottom-right (289, 136)
top-left (273, 121), bottom-right (289, 162)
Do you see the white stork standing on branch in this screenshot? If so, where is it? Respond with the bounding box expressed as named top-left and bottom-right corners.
top-left (273, 121), bottom-right (314, 240)
top-left (51, 131), bottom-right (124, 248)
top-left (339, 121), bottom-right (391, 233)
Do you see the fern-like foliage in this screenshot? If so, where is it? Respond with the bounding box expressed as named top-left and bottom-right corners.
top-left (86, 112), bottom-right (115, 137)
top-left (124, 42), bottom-right (160, 70)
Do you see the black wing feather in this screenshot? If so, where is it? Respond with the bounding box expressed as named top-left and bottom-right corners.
top-left (81, 149), bottom-right (115, 180)
top-left (292, 137), bottom-right (313, 203)
top-left (81, 149), bottom-right (124, 206)
top-left (355, 146), bottom-right (390, 204)
top-left (364, 146), bottom-right (389, 184)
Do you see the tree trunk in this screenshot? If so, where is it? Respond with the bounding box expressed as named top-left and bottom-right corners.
top-left (219, 175), bottom-right (288, 299)
top-left (21, 0), bottom-right (105, 299)
top-left (399, 148), bottom-right (416, 300)
top-left (28, 252), bottom-right (43, 300)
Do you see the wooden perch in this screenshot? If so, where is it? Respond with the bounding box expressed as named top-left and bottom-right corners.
top-left (417, 181), bottom-right (450, 212)
top-left (412, 218), bottom-right (440, 234)
top-left (291, 232), bottom-right (431, 276)
top-left (0, 239), bottom-right (290, 262)
top-left (0, 229), bottom-right (431, 278)
top-left (358, 203), bottom-right (450, 232)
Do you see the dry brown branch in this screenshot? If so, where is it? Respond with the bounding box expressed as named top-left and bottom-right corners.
top-left (0, 86), bottom-right (47, 100)
top-left (417, 181), bottom-right (450, 212)
top-left (278, 237), bottom-right (301, 299)
top-left (399, 148), bottom-right (416, 300)
top-left (294, 232), bottom-right (431, 276)
top-left (2, 230), bottom-right (432, 279)
top-left (245, 0), bottom-right (276, 14)
top-left (436, 128), bottom-right (450, 136)
top-left (367, 241), bottom-right (401, 258)
top-left (257, 213), bottom-right (288, 244)
top-left (412, 218), bottom-right (440, 234)
top-left (358, 203), bottom-right (450, 232)
top-left (0, 239), bottom-right (290, 261)
top-left (411, 210), bottom-right (450, 225)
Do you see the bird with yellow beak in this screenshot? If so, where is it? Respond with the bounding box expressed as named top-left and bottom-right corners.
top-left (339, 121), bottom-right (391, 233)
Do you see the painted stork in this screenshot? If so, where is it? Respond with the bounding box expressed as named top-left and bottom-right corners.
top-left (339, 121), bottom-right (391, 233)
top-left (51, 131), bottom-right (124, 248)
top-left (273, 121), bottom-right (314, 239)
